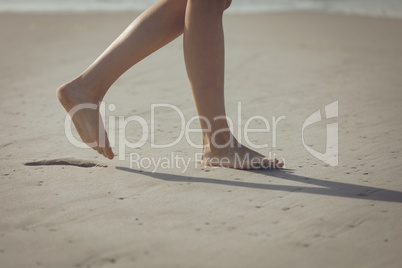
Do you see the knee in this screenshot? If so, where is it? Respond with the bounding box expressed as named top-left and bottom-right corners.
top-left (166, 0), bottom-right (188, 11)
top-left (188, 0), bottom-right (230, 13)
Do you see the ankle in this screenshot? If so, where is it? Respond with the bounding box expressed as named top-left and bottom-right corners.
top-left (202, 129), bottom-right (238, 153)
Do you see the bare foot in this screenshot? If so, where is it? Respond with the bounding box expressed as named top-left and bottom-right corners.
top-left (57, 80), bottom-right (114, 159)
top-left (201, 137), bottom-right (283, 169)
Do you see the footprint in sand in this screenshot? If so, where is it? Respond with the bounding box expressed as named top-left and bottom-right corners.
top-left (24, 158), bottom-right (107, 168)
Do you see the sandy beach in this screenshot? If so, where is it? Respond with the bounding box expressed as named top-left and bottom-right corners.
top-left (1, 11), bottom-right (402, 267)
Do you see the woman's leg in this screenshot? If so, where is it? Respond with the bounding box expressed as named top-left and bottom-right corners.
top-left (57, 0), bottom-right (188, 159)
top-left (183, 0), bottom-right (283, 169)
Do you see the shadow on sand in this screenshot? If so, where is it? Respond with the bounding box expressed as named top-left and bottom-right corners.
top-left (116, 166), bottom-right (402, 203)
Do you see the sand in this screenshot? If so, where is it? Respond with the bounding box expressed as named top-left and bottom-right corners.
top-left (0, 11), bottom-right (402, 268)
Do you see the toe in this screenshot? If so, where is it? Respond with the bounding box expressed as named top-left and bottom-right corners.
top-left (261, 158), bottom-right (272, 168)
top-left (103, 146), bottom-right (114, 160)
top-left (261, 158), bottom-right (281, 169)
top-left (96, 147), bottom-right (104, 156)
top-left (248, 157), bottom-right (263, 169)
top-left (277, 161), bottom-right (284, 168)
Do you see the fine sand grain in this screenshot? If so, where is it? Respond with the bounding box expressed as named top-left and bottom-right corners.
top-left (0, 11), bottom-right (402, 268)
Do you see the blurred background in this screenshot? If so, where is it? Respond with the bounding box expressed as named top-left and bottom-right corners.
top-left (0, 0), bottom-right (402, 18)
